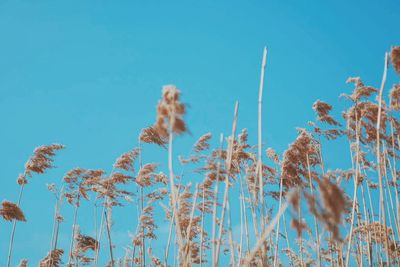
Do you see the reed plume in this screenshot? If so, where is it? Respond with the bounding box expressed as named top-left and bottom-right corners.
top-left (0, 200), bottom-right (26, 222)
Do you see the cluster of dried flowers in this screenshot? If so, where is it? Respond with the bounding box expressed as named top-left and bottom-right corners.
top-left (2, 46), bottom-right (400, 267)
top-left (0, 200), bottom-right (26, 222)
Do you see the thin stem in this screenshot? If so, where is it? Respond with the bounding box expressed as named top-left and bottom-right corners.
top-left (376, 52), bottom-right (390, 264)
top-left (105, 210), bottom-right (115, 267)
top-left (258, 46), bottom-right (268, 217)
top-left (215, 101), bottom-right (239, 266)
top-left (67, 198), bottom-right (80, 266)
top-left (243, 189), bottom-right (299, 266)
top-left (7, 184), bottom-right (25, 267)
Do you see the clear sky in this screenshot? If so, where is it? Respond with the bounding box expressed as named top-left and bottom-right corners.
top-left (0, 0), bottom-right (399, 266)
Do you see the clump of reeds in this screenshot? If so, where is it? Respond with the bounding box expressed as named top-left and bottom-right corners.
top-left (3, 45), bottom-right (400, 267)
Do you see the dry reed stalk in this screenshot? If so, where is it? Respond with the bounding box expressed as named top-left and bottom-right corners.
top-left (209, 133), bottom-right (226, 265)
top-left (243, 189), bottom-right (300, 266)
top-left (154, 85), bottom-right (186, 263)
top-left (165, 204), bottom-right (175, 266)
top-left (376, 52), bottom-right (390, 263)
top-left (105, 209), bottom-right (115, 266)
top-left (215, 101), bottom-right (239, 266)
top-left (199, 182), bottom-right (206, 267)
top-left (383, 146), bottom-right (400, 240)
top-left (240, 173), bottom-right (250, 256)
top-left (238, 180), bottom-right (244, 267)
top-left (226, 201), bottom-right (236, 266)
top-left (7, 144), bottom-right (64, 267)
top-left (306, 154), bottom-right (321, 267)
top-left (298, 197), bottom-right (304, 267)
top-left (211, 159), bottom-right (220, 266)
top-left (360, 180), bottom-right (373, 265)
top-left (48, 185), bottom-right (64, 267)
top-left (67, 195), bottom-right (80, 266)
top-left (345, 102), bottom-right (362, 267)
top-left (389, 121), bottom-right (400, 238)
top-left (183, 184), bottom-right (199, 265)
top-left (258, 46), bottom-right (267, 215)
top-left (272, 166), bottom-right (284, 267)
top-left (94, 174), bottom-right (113, 267)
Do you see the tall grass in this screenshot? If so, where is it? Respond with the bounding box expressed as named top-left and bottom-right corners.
top-left (1, 45), bottom-right (400, 266)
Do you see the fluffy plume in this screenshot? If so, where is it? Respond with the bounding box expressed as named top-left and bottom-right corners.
top-left (39, 249), bottom-right (64, 267)
top-left (344, 77), bottom-right (378, 101)
top-left (318, 178), bottom-right (346, 240)
top-left (193, 133), bottom-right (212, 152)
top-left (266, 148), bottom-right (279, 164)
top-left (75, 234), bottom-right (99, 252)
top-left (136, 163), bottom-right (159, 187)
top-left (281, 129), bottom-right (320, 189)
top-left (63, 168), bottom-right (104, 205)
top-left (154, 85), bottom-right (187, 137)
top-left (114, 148), bottom-right (140, 171)
top-left (17, 259), bottom-right (28, 267)
top-left (353, 222), bottom-right (393, 244)
top-left (24, 144), bottom-right (65, 177)
top-left (390, 84), bottom-right (400, 111)
top-left (140, 126), bottom-right (168, 147)
top-left (313, 100), bottom-right (339, 125)
top-left (0, 200), bottom-right (26, 222)
top-left (391, 46), bottom-right (400, 74)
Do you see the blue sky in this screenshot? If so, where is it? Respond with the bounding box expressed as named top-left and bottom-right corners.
top-left (0, 0), bottom-right (399, 266)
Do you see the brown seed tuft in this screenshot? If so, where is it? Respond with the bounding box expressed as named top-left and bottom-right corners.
top-left (391, 46), bottom-right (400, 74)
top-left (39, 249), bottom-right (64, 267)
top-left (0, 200), bottom-right (26, 222)
top-left (193, 132), bottom-right (212, 152)
top-left (139, 126), bottom-right (168, 147)
top-left (24, 144), bottom-right (65, 178)
top-left (154, 85), bottom-right (187, 138)
top-left (114, 148), bottom-right (140, 171)
top-left (313, 100), bottom-right (339, 125)
top-left (390, 84), bottom-right (400, 111)
top-left (17, 259), bottom-right (28, 267)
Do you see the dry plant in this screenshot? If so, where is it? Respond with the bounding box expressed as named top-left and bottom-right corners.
top-left (3, 46), bottom-right (400, 267)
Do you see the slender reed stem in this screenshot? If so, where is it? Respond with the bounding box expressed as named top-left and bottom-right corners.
top-left (258, 46), bottom-right (268, 216)
top-left (7, 184), bottom-right (25, 267)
